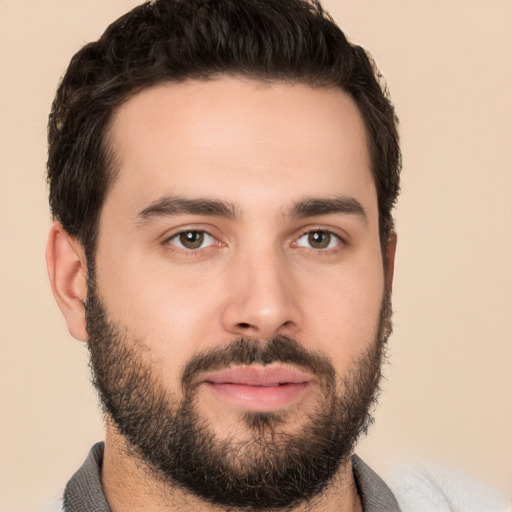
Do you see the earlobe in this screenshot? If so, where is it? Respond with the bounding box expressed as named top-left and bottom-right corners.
top-left (385, 232), bottom-right (397, 290)
top-left (46, 222), bottom-right (88, 342)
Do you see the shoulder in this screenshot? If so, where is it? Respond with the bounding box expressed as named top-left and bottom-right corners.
top-left (385, 464), bottom-right (510, 512)
top-left (30, 492), bottom-right (64, 512)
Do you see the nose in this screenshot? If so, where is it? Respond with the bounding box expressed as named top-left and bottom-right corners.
top-left (220, 249), bottom-right (301, 340)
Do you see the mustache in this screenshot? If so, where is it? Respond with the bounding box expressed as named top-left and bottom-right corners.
top-left (181, 335), bottom-right (335, 389)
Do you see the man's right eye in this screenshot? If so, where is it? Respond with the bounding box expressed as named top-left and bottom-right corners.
top-left (167, 230), bottom-right (215, 250)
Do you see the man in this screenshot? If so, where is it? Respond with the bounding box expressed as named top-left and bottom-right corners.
top-left (45, 0), bottom-right (402, 510)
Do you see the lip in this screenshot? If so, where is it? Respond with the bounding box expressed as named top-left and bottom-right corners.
top-left (201, 365), bottom-right (315, 411)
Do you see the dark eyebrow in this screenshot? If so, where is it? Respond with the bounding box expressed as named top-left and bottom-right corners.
top-left (136, 196), bottom-right (237, 224)
top-left (290, 197), bottom-right (367, 223)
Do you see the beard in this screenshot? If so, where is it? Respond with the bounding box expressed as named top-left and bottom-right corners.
top-left (85, 279), bottom-right (392, 511)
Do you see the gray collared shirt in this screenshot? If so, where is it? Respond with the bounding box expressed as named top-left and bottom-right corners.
top-left (63, 442), bottom-right (402, 511)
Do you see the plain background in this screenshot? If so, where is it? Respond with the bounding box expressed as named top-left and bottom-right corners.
top-left (0, 1), bottom-right (511, 511)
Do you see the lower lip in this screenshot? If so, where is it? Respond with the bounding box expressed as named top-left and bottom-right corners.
top-left (204, 381), bottom-right (312, 411)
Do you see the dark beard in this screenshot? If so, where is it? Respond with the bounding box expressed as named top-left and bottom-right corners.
top-left (85, 280), bottom-right (391, 510)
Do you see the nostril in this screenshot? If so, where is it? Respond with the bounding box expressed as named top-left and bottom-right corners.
top-left (238, 322), bottom-right (252, 329)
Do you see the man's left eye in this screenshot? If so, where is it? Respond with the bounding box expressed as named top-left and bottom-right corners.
top-left (295, 230), bottom-right (341, 250)
top-left (168, 230), bottom-right (215, 250)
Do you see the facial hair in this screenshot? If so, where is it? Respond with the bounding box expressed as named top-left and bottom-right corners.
top-left (85, 280), bottom-right (392, 511)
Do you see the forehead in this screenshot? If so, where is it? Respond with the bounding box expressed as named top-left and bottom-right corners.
top-left (103, 77), bottom-right (375, 219)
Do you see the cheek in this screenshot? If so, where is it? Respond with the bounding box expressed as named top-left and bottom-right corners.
top-left (299, 257), bottom-right (384, 368)
top-left (94, 248), bottom-right (225, 365)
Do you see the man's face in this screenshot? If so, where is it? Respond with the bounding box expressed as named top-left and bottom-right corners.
top-left (88, 77), bottom-right (391, 507)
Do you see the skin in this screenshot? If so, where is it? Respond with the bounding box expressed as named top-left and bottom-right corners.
top-left (47, 76), bottom-right (396, 511)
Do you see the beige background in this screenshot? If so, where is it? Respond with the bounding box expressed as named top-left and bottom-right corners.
top-left (1, 1), bottom-right (511, 511)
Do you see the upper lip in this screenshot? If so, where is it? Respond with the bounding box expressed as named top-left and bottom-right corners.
top-left (202, 365), bottom-right (314, 386)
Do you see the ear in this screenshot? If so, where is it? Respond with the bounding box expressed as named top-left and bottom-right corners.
top-left (46, 222), bottom-right (88, 342)
top-left (385, 232), bottom-right (397, 290)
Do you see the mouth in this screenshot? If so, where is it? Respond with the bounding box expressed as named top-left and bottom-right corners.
top-left (201, 365), bottom-right (315, 411)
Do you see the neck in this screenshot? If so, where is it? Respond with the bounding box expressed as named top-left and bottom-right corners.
top-left (102, 425), bottom-right (362, 512)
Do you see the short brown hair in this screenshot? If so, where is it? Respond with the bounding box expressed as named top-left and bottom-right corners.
top-left (47, 0), bottom-right (401, 260)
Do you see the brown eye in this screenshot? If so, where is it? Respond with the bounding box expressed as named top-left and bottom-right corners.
top-left (296, 230), bottom-right (340, 250)
top-left (169, 230), bottom-right (214, 250)
top-left (308, 231), bottom-right (330, 249)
